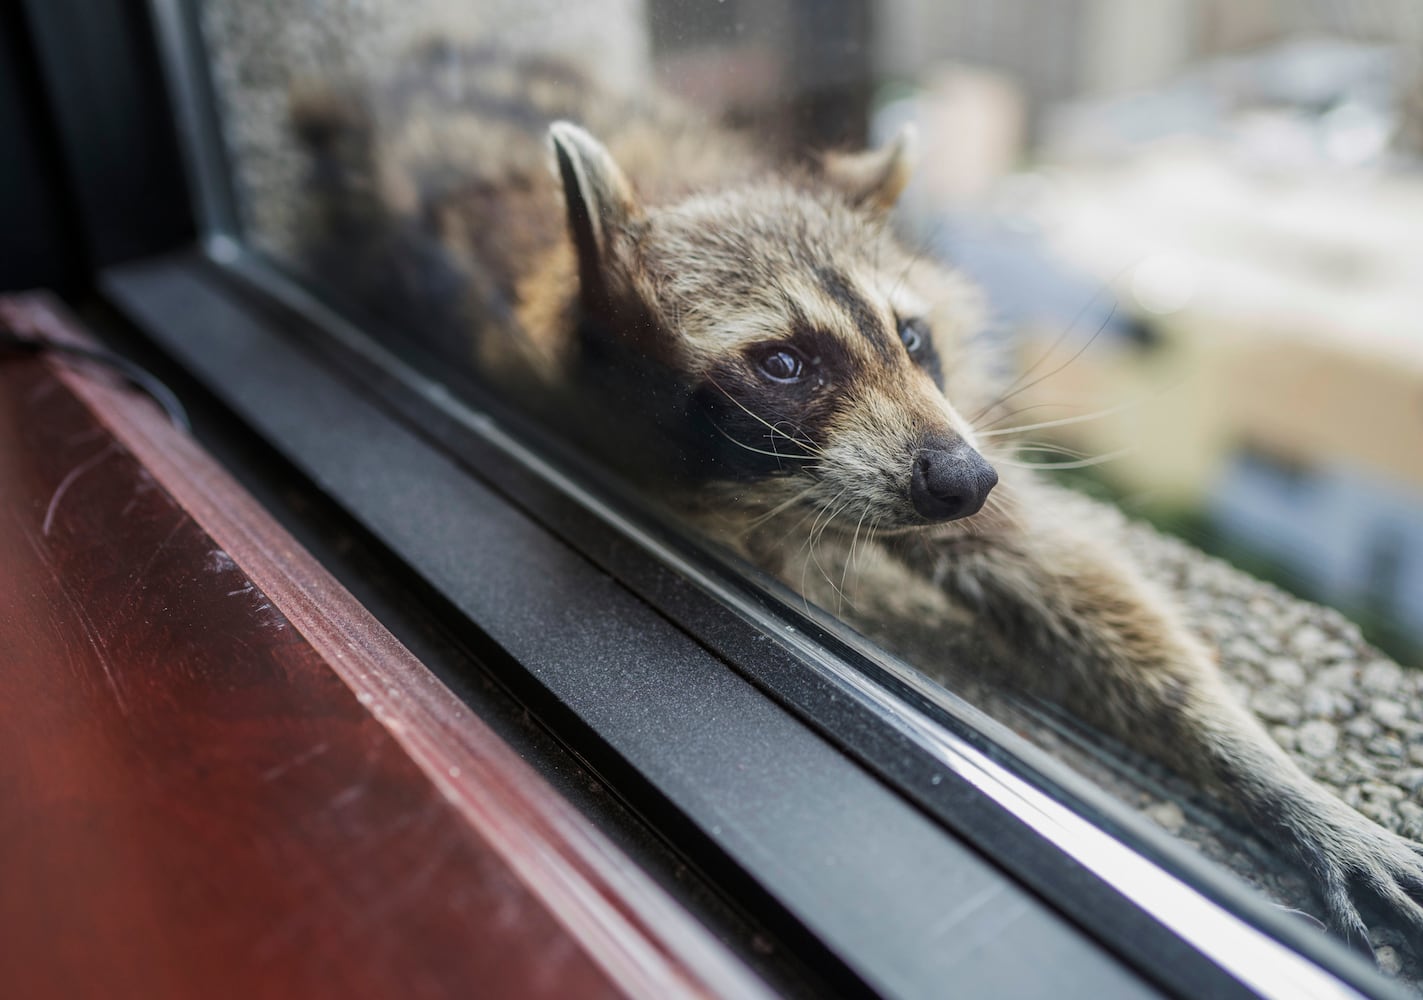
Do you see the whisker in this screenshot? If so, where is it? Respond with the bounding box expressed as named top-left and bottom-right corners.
top-left (799, 488), bottom-right (848, 611)
top-left (997, 447), bottom-right (1133, 471)
top-left (977, 401), bottom-right (1076, 433)
top-left (797, 488), bottom-right (846, 556)
top-left (971, 266), bottom-right (1130, 424)
top-left (972, 301), bottom-right (1118, 425)
top-left (784, 493), bottom-right (835, 538)
top-left (979, 396), bottom-right (1147, 438)
top-left (838, 501), bottom-right (872, 614)
top-left (712, 423), bottom-right (808, 461)
top-left (744, 483), bottom-right (821, 530)
top-left (707, 376), bottom-right (825, 456)
top-left (854, 513), bottom-right (883, 600)
top-left (1012, 442), bottom-right (1094, 460)
top-left (813, 494), bottom-right (858, 611)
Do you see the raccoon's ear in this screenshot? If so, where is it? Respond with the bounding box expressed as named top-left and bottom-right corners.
top-left (549, 121), bottom-right (642, 312)
top-left (821, 123), bottom-right (918, 214)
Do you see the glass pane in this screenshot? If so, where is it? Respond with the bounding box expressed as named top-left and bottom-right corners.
top-left (196, 0), bottom-right (1423, 977)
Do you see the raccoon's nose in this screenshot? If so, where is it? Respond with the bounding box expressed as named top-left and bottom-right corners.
top-left (909, 444), bottom-right (998, 521)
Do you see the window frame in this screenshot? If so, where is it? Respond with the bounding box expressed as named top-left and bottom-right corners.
top-left (20, 0), bottom-right (1411, 995)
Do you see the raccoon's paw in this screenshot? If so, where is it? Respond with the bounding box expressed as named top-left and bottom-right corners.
top-left (1299, 814), bottom-right (1423, 959)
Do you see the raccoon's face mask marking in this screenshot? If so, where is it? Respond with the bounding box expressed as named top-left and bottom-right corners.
top-left (550, 120), bottom-right (997, 532)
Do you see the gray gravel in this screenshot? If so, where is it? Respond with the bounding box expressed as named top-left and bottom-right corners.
top-left (1131, 519), bottom-right (1423, 845)
top-left (953, 500), bottom-right (1423, 987)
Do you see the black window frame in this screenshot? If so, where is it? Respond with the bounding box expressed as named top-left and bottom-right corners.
top-left (12, 0), bottom-right (1411, 997)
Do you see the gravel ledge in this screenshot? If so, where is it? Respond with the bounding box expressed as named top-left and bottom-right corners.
top-left (964, 500), bottom-right (1423, 986)
top-left (1141, 527), bottom-right (1423, 838)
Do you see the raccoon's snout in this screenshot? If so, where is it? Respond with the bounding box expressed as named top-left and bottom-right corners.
top-left (909, 443), bottom-right (997, 522)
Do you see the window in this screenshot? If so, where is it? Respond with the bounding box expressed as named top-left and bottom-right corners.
top-left (89, 0), bottom-right (1423, 993)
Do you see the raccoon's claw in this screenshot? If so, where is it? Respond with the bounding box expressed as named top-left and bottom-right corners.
top-left (1320, 866), bottom-right (1376, 958)
top-left (1302, 818), bottom-right (1423, 961)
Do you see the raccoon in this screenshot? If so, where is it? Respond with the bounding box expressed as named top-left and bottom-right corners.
top-left (293, 43), bottom-right (1423, 957)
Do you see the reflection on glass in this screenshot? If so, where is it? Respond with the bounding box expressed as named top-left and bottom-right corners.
top-left (199, 0), bottom-right (1423, 978)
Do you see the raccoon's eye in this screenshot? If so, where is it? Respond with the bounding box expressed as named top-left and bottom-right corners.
top-left (899, 317), bottom-right (929, 355)
top-left (756, 346), bottom-right (807, 383)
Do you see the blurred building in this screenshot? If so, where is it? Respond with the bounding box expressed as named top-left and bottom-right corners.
top-left (855, 3), bottom-right (1423, 654)
top-left (644, 0), bottom-right (1423, 650)
top-left (1004, 134), bottom-right (1423, 654)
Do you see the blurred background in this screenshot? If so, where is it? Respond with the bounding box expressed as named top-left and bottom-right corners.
top-left (204, 0), bottom-right (1423, 664)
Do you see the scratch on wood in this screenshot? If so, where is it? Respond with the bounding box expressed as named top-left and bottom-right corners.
top-left (115, 520), bottom-right (185, 610)
top-left (261, 742), bottom-right (330, 782)
top-left (329, 785), bottom-right (367, 810)
top-left (42, 443), bottom-right (118, 537)
top-left (20, 522), bottom-right (131, 715)
top-left (89, 631), bottom-right (130, 717)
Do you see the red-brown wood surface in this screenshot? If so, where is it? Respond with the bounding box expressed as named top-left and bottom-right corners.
top-left (0, 295), bottom-right (765, 1000)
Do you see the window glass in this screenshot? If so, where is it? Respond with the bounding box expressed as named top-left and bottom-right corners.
top-left (197, 0), bottom-right (1423, 977)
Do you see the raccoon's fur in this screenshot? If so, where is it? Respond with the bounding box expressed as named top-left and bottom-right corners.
top-left (293, 42), bottom-right (1423, 958)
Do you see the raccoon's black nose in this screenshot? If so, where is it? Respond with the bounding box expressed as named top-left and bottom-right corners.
top-left (909, 444), bottom-right (998, 521)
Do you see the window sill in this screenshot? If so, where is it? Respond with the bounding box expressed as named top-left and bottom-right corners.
top-left (97, 246), bottom-right (1399, 1000)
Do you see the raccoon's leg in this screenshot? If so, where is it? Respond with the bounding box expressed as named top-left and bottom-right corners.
top-left (903, 522), bottom-right (1423, 955)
